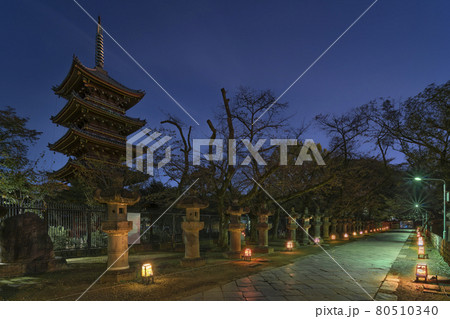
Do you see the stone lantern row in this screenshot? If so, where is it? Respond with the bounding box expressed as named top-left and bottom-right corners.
top-left (100, 191), bottom-right (386, 274)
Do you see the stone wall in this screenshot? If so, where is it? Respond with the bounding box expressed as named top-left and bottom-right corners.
top-left (427, 231), bottom-right (450, 267)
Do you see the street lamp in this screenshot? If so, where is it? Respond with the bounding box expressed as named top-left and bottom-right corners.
top-left (414, 177), bottom-right (447, 241)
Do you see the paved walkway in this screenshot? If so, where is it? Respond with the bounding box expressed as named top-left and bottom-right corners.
top-left (185, 230), bottom-right (411, 301)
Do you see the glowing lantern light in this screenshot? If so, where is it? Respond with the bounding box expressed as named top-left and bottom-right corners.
top-left (286, 240), bottom-right (294, 251)
top-left (344, 233), bottom-right (349, 238)
top-left (415, 263), bottom-right (428, 281)
top-left (418, 246), bottom-right (428, 259)
top-left (418, 237), bottom-right (424, 246)
top-left (243, 248), bottom-right (252, 261)
top-left (352, 232), bottom-right (357, 236)
top-left (314, 237), bottom-right (320, 244)
top-left (359, 231), bottom-right (363, 235)
top-left (330, 234), bottom-right (336, 240)
top-left (364, 230), bottom-right (368, 234)
top-left (141, 263), bottom-right (154, 284)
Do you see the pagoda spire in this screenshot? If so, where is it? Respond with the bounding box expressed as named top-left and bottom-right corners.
top-left (95, 16), bottom-right (104, 68)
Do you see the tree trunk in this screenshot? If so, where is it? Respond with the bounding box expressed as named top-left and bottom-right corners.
top-left (271, 210), bottom-right (280, 240)
top-left (217, 198), bottom-right (229, 250)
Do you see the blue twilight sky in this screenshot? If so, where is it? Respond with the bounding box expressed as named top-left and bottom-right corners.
top-left (1, 0), bottom-right (449, 173)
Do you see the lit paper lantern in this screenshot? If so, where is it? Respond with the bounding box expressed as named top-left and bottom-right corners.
top-left (330, 234), bottom-right (336, 240)
top-left (418, 237), bottom-right (424, 246)
top-left (415, 263), bottom-right (428, 281)
top-left (418, 246), bottom-right (425, 257)
top-left (352, 232), bottom-right (357, 236)
top-left (243, 248), bottom-right (252, 261)
top-left (344, 233), bottom-right (349, 238)
top-left (314, 237), bottom-right (320, 244)
top-left (141, 263), bottom-right (154, 284)
top-left (286, 241), bottom-right (294, 251)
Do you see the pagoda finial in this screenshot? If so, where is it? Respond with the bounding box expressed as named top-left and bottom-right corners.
top-left (95, 16), bottom-right (104, 68)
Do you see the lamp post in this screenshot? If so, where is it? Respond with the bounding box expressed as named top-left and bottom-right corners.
top-left (414, 177), bottom-right (446, 241)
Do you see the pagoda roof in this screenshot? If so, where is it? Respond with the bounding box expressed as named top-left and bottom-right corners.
top-left (49, 160), bottom-right (80, 181)
top-left (52, 56), bottom-right (145, 109)
top-left (51, 93), bottom-right (146, 134)
top-left (49, 127), bottom-right (126, 156)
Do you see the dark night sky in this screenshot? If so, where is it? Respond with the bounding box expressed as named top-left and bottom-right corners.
top-left (1, 0), bottom-right (449, 173)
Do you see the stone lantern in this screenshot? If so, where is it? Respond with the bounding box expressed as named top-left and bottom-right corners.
top-left (177, 196), bottom-right (208, 267)
top-left (226, 200), bottom-right (248, 259)
top-left (313, 208), bottom-right (323, 243)
top-left (330, 217), bottom-right (338, 238)
top-left (255, 204), bottom-right (273, 253)
top-left (322, 211), bottom-right (331, 240)
top-left (286, 207), bottom-right (299, 247)
top-left (301, 207), bottom-right (312, 245)
top-left (95, 189), bottom-right (140, 272)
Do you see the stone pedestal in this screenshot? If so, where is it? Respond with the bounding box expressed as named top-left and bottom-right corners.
top-left (95, 189), bottom-right (139, 271)
top-left (301, 208), bottom-right (312, 245)
top-left (254, 204), bottom-right (273, 254)
top-left (286, 207), bottom-right (299, 247)
top-left (226, 200), bottom-right (248, 259)
top-left (323, 216), bottom-right (331, 240)
top-left (177, 196), bottom-right (208, 267)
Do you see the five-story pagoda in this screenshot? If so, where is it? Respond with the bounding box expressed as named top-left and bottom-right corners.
top-left (50, 17), bottom-right (146, 274)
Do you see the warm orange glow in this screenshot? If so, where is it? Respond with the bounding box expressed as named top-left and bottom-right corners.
top-left (364, 230), bottom-right (368, 234)
top-left (416, 263), bottom-right (428, 279)
top-left (142, 263), bottom-right (153, 278)
top-left (243, 248), bottom-right (252, 261)
top-left (330, 234), bottom-right (336, 240)
top-left (418, 237), bottom-right (424, 246)
top-left (286, 241), bottom-right (294, 250)
top-left (352, 232), bottom-right (357, 236)
top-left (344, 233), bottom-right (348, 238)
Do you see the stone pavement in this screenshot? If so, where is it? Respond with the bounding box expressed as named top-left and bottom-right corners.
top-left (185, 230), bottom-right (411, 301)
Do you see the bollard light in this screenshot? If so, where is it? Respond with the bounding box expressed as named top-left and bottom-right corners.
top-left (141, 263), bottom-right (154, 284)
top-left (344, 233), bottom-right (349, 238)
top-left (359, 231), bottom-right (363, 235)
top-left (352, 232), bottom-right (357, 236)
top-left (330, 234), bottom-right (336, 240)
top-left (243, 248), bottom-right (252, 261)
top-left (364, 230), bottom-right (368, 234)
top-left (286, 240), bottom-right (294, 251)
top-left (415, 263), bottom-right (428, 281)
top-left (314, 237), bottom-right (320, 244)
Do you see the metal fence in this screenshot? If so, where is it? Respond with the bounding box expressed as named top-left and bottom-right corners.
top-left (0, 198), bottom-right (107, 251)
top-left (0, 198), bottom-right (220, 251)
